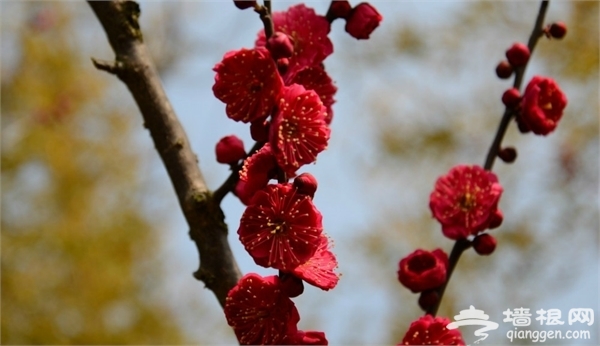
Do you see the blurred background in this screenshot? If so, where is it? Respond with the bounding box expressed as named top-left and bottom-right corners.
top-left (1, 1), bottom-right (598, 344)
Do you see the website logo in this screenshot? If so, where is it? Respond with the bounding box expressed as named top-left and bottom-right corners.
top-left (447, 305), bottom-right (499, 344)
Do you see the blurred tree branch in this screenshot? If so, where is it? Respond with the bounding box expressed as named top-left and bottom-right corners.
top-left (87, 0), bottom-right (241, 308)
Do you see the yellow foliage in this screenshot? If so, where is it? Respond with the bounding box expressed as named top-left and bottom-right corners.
top-left (2, 4), bottom-right (185, 344)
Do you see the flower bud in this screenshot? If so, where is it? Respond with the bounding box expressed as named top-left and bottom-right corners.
top-left (516, 114), bottom-right (531, 134)
top-left (276, 57), bottom-right (290, 76)
top-left (233, 0), bottom-right (256, 10)
top-left (498, 147), bottom-right (517, 163)
top-left (488, 209), bottom-right (503, 229)
top-left (418, 290), bottom-right (440, 311)
top-left (345, 3), bottom-right (383, 40)
top-left (215, 135), bottom-right (246, 164)
top-left (267, 32), bottom-right (294, 60)
top-left (397, 249), bottom-right (448, 293)
top-left (549, 22), bottom-right (567, 39)
top-left (506, 43), bottom-right (530, 67)
top-left (473, 233), bottom-right (497, 255)
top-left (233, 180), bottom-right (254, 206)
top-left (495, 60), bottom-right (514, 79)
top-left (250, 118), bottom-right (270, 142)
top-left (278, 273), bottom-right (304, 298)
top-left (293, 172), bottom-right (318, 198)
top-left (326, 0), bottom-right (352, 22)
top-left (520, 76), bottom-right (568, 135)
top-left (502, 88), bottom-right (521, 109)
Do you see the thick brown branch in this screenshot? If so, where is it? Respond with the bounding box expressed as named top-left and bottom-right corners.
top-left (88, 0), bottom-right (241, 308)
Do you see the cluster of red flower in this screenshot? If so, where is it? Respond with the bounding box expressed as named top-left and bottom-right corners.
top-left (212, 2), bottom-right (382, 344)
top-left (393, 18), bottom-right (568, 346)
top-left (497, 28), bottom-right (569, 136)
top-left (214, 3), bottom-right (569, 345)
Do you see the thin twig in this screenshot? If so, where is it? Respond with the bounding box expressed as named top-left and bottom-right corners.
top-left (91, 57), bottom-right (123, 74)
top-left (427, 0), bottom-right (550, 317)
top-left (255, 2), bottom-right (275, 39)
top-left (213, 141), bottom-right (264, 204)
top-left (87, 0), bottom-right (241, 309)
top-left (484, 0), bottom-right (549, 171)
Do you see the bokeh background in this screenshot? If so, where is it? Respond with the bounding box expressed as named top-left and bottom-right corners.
top-left (1, 1), bottom-right (598, 344)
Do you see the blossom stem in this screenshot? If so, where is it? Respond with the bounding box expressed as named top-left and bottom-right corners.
top-left (484, 0), bottom-right (549, 171)
top-left (255, 1), bottom-right (275, 39)
top-left (276, 168), bottom-right (288, 183)
top-left (427, 0), bottom-right (550, 317)
top-left (213, 141), bottom-right (264, 204)
top-left (426, 239), bottom-right (471, 316)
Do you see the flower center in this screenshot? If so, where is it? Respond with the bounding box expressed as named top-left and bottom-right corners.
top-left (268, 219), bottom-right (287, 234)
top-left (539, 89), bottom-right (555, 110)
top-left (283, 120), bottom-right (301, 142)
top-left (459, 192), bottom-right (476, 210)
top-left (249, 80), bottom-right (263, 93)
top-left (407, 254), bottom-right (436, 274)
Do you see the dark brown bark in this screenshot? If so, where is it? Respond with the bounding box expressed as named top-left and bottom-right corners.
top-left (88, 0), bottom-right (241, 308)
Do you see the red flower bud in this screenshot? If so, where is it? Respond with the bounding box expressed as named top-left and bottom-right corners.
top-left (549, 22), bottom-right (567, 39)
top-left (326, 0), bottom-right (352, 22)
top-left (267, 32), bottom-right (294, 60)
top-left (233, 181), bottom-right (254, 206)
top-left (516, 114), bottom-right (531, 133)
top-left (496, 60), bottom-right (514, 79)
top-left (215, 135), bottom-right (246, 164)
top-left (519, 76), bottom-right (568, 135)
top-left (398, 249), bottom-right (448, 293)
top-left (277, 57), bottom-right (290, 76)
top-left (506, 43), bottom-right (530, 67)
top-left (473, 233), bottom-right (497, 255)
top-left (250, 118), bottom-right (270, 142)
top-left (345, 3), bottom-right (383, 40)
top-left (498, 147), bottom-right (517, 163)
top-left (502, 88), bottom-right (521, 109)
top-left (488, 209), bottom-right (503, 229)
top-left (233, 0), bottom-right (256, 10)
top-left (418, 290), bottom-right (440, 311)
top-left (278, 273), bottom-right (304, 298)
top-left (293, 173), bottom-right (318, 198)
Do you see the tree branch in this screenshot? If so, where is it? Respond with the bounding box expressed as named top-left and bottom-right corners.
top-left (87, 0), bottom-right (241, 308)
